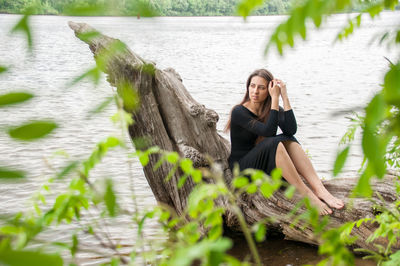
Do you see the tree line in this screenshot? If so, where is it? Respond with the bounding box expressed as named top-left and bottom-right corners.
top-left (0, 0), bottom-right (292, 16)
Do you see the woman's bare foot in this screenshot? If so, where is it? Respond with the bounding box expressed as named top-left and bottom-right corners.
top-left (309, 194), bottom-right (332, 215)
top-left (315, 188), bottom-right (345, 210)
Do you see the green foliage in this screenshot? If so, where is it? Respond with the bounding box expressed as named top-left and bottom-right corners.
top-left (8, 120), bottom-right (58, 141)
top-left (0, 166), bottom-right (25, 179)
top-left (333, 145), bottom-right (350, 176)
top-left (0, 92), bottom-right (34, 107)
top-left (0, 65), bottom-right (7, 74)
top-left (10, 14), bottom-right (33, 51)
top-left (0, 249), bottom-right (63, 266)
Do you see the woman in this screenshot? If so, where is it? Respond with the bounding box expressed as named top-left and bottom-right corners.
top-left (225, 69), bottom-right (344, 215)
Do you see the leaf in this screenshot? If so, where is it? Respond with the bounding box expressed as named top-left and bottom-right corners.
top-left (87, 96), bottom-right (114, 117)
top-left (56, 161), bottom-right (79, 179)
top-left (8, 121), bottom-right (58, 141)
top-left (117, 82), bottom-right (140, 112)
top-left (362, 93), bottom-right (387, 178)
top-left (10, 14), bottom-right (33, 50)
top-left (383, 63), bottom-right (400, 106)
top-left (333, 146), bottom-right (350, 176)
top-left (284, 185), bottom-right (296, 199)
top-left (246, 184), bottom-right (258, 194)
top-left (236, 0), bottom-right (264, 19)
top-left (71, 66), bottom-right (102, 86)
top-left (0, 166), bottom-right (25, 179)
top-left (353, 166), bottom-right (373, 197)
top-left (180, 159), bottom-right (193, 174)
top-left (76, 31), bottom-right (101, 42)
top-left (178, 175), bottom-right (188, 188)
top-left (124, 0), bottom-right (159, 17)
top-left (191, 169), bottom-right (202, 183)
top-left (0, 92), bottom-right (34, 107)
top-left (0, 65), bottom-right (8, 74)
top-left (232, 177), bottom-right (249, 188)
top-left (104, 179), bottom-right (117, 217)
top-left (260, 182), bottom-right (274, 198)
top-left (0, 249), bottom-right (63, 266)
top-left (254, 223), bottom-right (266, 242)
top-left (166, 152), bottom-right (179, 164)
top-left (71, 234), bottom-right (78, 257)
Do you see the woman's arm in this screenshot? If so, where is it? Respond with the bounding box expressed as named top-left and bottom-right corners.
top-left (278, 109), bottom-right (297, 135)
top-left (231, 106), bottom-right (279, 137)
top-left (276, 79), bottom-right (297, 135)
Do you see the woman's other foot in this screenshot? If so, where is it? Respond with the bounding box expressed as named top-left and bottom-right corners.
top-left (316, 188), bottom-right (345, 210)
top-left (309, 195), bottom-right (332, 215)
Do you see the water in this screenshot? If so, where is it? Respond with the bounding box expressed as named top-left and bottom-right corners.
top-left (0, 12), bottom-right (398, 265)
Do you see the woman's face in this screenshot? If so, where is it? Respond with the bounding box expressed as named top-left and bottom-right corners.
top-left (248, 76), bottom-right (269, 104)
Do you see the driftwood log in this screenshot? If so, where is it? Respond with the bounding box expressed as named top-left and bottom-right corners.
top-left (69, 21), bottom-right (398, 252)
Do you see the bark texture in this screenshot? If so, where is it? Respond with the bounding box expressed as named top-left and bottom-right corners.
top-left (69, 21), bottom-right (398, 252)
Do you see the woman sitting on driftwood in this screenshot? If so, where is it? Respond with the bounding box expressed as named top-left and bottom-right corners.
top-left (225, 69), bottom-right (344, 215)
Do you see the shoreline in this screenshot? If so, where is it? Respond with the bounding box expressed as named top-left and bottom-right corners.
top-left (1, 9), bottom-right (398, 18)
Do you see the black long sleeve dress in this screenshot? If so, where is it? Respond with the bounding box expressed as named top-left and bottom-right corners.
top-left (228, 105), bottom-right (298, 175)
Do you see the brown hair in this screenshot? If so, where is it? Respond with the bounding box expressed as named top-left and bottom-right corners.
top-left (224, 69), bottom-right (274, 143)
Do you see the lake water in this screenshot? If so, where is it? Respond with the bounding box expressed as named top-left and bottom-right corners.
top-left (0, 12), bottom-right (398, 265)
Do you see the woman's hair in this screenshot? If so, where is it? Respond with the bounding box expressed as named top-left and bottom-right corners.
top-left (224, 69), bottom-right (274, 143)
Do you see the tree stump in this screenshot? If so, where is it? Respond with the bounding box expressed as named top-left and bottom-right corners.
top-left (68, 21), bottom-right (398, 252)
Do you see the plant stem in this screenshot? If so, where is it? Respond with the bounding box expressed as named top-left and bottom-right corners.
top-left (229, 198), bottom-right (262, 266)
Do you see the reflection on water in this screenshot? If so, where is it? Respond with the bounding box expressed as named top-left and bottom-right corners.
top-left (228, 234), bottom-right (376, 266)
top-left (0, 12), bottom-right (398, 264)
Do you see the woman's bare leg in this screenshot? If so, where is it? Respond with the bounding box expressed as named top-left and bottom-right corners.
top-left (282, 141), bottom-right (344, 209)
top-left (275, 142), bottom-right (332, 215)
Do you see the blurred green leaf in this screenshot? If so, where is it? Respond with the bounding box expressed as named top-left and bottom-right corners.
top-left (105, 179), bottom-right (117, 217)
top-left (284, 185), bottom-right (296, 199)
top-left (87, 96), bottom-right (114, 117)
top-left (383, 63), bottom-right (400, 106)
top-left (0, 166), bottom-right (25, 179)
top-left (180, 159), bottom-right (193, 174)
top-left (333, 146), bottom-right (350, 176)
top-left (362, 93), bottom-right (387, 178)
top-left (139, 152), bottom-right (149, 166)
top-left (354, 165), bottom-right (373, 197)
top-left (117, 83), bottom-right (140, 112)
top-left (10, 14), bottom-right (33, 50)
top-left (254, 223), bottom-right (266, 242)
top-left (124, 0), bottom-right (159, 17)
top-left (236, 0), bottom-right (264, 18)
top-left (0, 249), bottom-right (63, 266)
top-left (178, 175), bottom-right (188, 188)
top-left (76, 31), bottom-right (101, 42)
top-left (191, 169), bottom-right (202, 183)
top-left (260, 182), bottom-right (273, 198)
top-left (232, 177), bottom-right (249, 188)
top-left (8, 121), bottom-right (58, 141)
top-left (71, 234), bottom-right (78, 257)
top-left (246, 183), bottom-right (258, 194)
top-left (71, 66), bottom-right (102, 86)
top-left (0, 65), bottom-right (8, 74)
top-left (57, 161), bottom-right (79, 179)
top-left (265, 0), bottom-right (354, 55)
top-left (0, 92), bottom-right (34, 107)
top-left (166, 152), bottom-right (179, 164)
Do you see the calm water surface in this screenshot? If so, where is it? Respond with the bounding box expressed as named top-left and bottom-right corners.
top-left (0, 12), bottom-right (398, 265)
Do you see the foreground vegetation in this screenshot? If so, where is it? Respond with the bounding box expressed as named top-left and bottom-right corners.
top-left (0, 0), bottom-right (400, 265)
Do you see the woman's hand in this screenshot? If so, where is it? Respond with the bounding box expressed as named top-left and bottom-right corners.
top-left (275, 79), bottom-right (292, 111)
top-left (268, 79), bottom-right (281, 98)
top-left (275, 79), bottom-right (287, 99)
